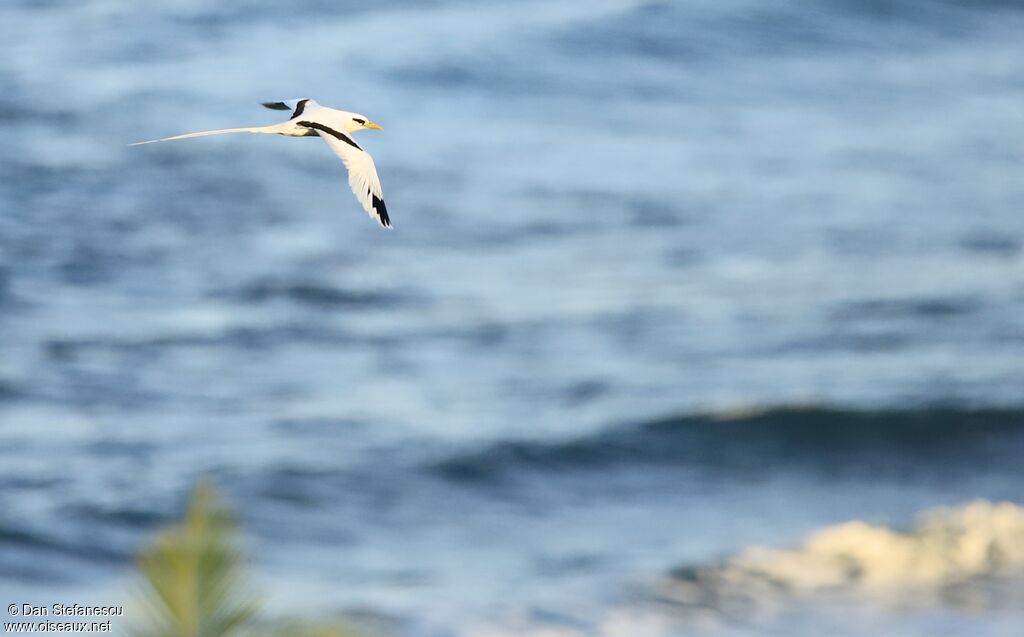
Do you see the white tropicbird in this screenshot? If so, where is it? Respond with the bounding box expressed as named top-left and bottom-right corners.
top-left (131, 99), bottom-right (392, 228)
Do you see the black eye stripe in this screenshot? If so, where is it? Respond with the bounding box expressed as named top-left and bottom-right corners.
top-left (353, 118), bottom-right (366, 124)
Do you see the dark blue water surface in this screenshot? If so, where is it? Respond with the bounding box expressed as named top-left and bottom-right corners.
top-left (1, 1), bottom-right (1023, 635)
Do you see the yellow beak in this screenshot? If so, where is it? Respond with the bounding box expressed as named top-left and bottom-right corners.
top-left (363, 121), bottom-right (383, 130)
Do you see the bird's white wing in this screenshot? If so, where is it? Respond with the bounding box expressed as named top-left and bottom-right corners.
top-left (302, 122), bottom-right (391, 228)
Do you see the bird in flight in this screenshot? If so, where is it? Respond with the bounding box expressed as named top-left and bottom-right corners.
top-left (131, 99), bottom-right (392, 228)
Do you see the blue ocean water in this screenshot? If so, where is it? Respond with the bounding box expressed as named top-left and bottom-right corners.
top-left (1, 0), bottom-right (1023, 635)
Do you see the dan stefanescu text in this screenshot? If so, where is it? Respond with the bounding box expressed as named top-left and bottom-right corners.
top-left (13, 604), bottom-right (123, 617)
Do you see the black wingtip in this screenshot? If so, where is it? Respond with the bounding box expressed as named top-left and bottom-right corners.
top-left (373, 195), bottom-right (392, 229)
top-left (261, 101), bottom-right (291, 111)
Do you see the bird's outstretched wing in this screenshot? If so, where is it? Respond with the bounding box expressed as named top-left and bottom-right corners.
top-left (297, 120), bottom-right (391, 228)
top-left (261, 99), bottom-right (317, 119)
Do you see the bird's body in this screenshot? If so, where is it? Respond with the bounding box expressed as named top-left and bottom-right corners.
top-left (131, 99), bottom-right (392, 228)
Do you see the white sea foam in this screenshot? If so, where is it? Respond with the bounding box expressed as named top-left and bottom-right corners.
top-left (663, 500), bottom-right (1024, 612)
top-left (467, 501), bottom-right (1024, 637)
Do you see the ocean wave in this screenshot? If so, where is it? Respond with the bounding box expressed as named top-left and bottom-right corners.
top-left (660, 500), bottom-right (1024, 612)
top-left (231, 277), bottom-right (409, 308)
top-left (0, 520), bottom-right (126, 565)
top-left (465, 501), bottom-right (1024, 637)
top-left (431, 406), bottom-right (1024, 482)
top-left (0, 379), bottom-right (21, 402)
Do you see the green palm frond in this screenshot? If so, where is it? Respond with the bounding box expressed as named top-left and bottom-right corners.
top-left (132, 482), bottom-right (259, 637)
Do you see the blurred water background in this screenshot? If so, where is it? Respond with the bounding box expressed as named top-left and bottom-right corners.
top-left (1, 0), bottom-right (1023, 635)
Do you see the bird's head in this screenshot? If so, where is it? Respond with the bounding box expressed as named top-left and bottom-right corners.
top-left (342, 112), bottom-right (383, 134)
